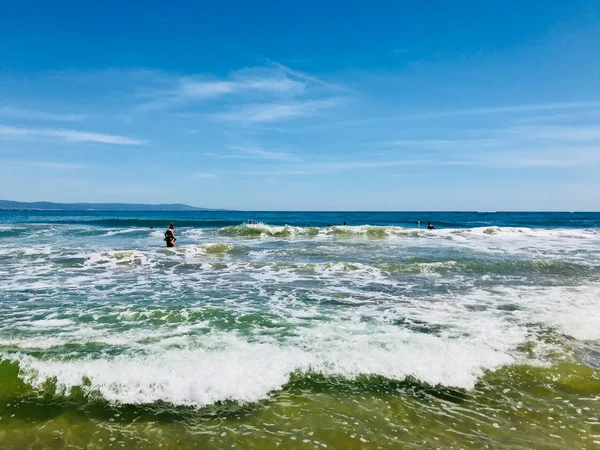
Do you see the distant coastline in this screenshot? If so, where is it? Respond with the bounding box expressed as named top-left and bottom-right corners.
top-left (0, 200), bottom-right (221, 212)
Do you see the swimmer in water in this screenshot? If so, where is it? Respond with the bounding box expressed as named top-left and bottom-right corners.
top-left (164, 222), bottom-right (176, 247)
top-left (427, 222), bottom-right (435, 230)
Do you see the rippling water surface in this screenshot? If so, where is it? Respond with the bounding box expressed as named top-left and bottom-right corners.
top-left (1, 211), bottom-right (600, 449)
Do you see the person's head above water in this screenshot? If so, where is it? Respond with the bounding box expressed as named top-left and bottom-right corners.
top-left (169, 223), bottom-right (175, 229)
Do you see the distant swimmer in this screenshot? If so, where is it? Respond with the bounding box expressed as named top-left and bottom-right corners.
top-left (164, 222), bottom-right (176, 247)
top-left (417, 221), bottom-right (421, 227)
top-left (343, 222), bottom-right (347, 226)
top-left (427, 222), bottom-right (435, 230)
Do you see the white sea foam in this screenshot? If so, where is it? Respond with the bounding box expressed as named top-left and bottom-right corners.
top-left (511, 284), bottom-right (600, 341)
top-left (2, 219), bottom-right (600, 408)
top-left (1, 277), bottom-right (595, 407)
top-left (221, 223), bottom-right (599, 238)
top-left (83, 250), bottom-right (152, 269)
top-left (213, 224), bottom-right (600, 260)
top-left (180, 228), bottom-right (205, 240)
top-left (104, 228), bottom-right (145, 236)
top-left (4, 319), bottom-right (518, 407)
top-left (28, 318), bottom-right (74, 328)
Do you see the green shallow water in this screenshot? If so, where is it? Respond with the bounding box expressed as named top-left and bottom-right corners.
top-left (1, 362), bottom-right (600, 449)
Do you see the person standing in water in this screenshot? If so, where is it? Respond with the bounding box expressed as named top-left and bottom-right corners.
top-left (164, 223), bottom-right (176, 247)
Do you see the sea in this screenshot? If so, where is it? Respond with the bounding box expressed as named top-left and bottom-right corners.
top-left (1, 210), bottom-right (599, 449)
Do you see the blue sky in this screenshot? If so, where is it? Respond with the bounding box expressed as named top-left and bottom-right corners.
top-left (1, 0), bottom-right (600, 210)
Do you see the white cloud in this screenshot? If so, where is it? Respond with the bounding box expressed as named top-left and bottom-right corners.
top-left (97, 186), bottom-right (162, 196)
top-left (212, 99), bottom-right (341, 124)
top-left (497, 158), bottom-right (572, 167)
top-left (381, 123), bottom-right (600, 169)
top-left (185, 172), bottom-right (215, 179)
top-left (241, 77), bottom-right (304, 93)
top-left (241, 158), bottom-right (429, 176)
top-left (232, 146), bottom-right (293, 160)
top-left (443, 102), bottom-right (600, 116)
top-left (329, 101), bottom-right (600, 127)
top-left (244, 149), bottom-right (597, 175)
top-left (243, 121), bottom-right (600, 175)
top-left (1, 160), bottom-right (89, 169)
top-left (0, 107), bottom-right (86, 122)
top-left (137, 66), bottom-right (310, 111)
top-left (0, 125), bottom-right (144, 145)
top-left (463, 149), bottom-right (599, 168)
top-left (508, 125), bottom-right (600, 141)
top-left (180, 81), bottom-right (237, 99)
top-left (266, 60), bottom-right (346, 92)
top-left (206, 145), bottom-right (293, 160)
top-left (385, 139), bottom-right (503, 150)
top-left (515, 110), bottom-right (600, 124)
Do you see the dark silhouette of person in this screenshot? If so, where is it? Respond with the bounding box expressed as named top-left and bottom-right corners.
top-left (427, 222), bottom-right (435, 230)
top-left (164, 222), bottom-right (176, 247)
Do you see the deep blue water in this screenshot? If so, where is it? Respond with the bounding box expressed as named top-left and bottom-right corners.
top-left (1, 210), bottom-right (599, 229)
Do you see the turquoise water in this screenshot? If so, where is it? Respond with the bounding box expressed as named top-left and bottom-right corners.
top-left (1, 211), bottom-right (600, 448)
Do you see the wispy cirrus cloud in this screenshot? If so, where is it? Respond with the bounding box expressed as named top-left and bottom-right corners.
top-left (507, 125), bottom-right (600, 141)
top-left (385, 139), bottom-right (503, 150)
top-left (328, 101), bottom-right (600, 127)
top-left (1, 160), bottom-right (90, 169)
top-left (242, 149), bottom-right (597, 176)
top-left (514, 109), bottom-right (600, 124)
top-left (239, 157), bottom-right (429, 176)
top-left (219, 121), bottom-right (600, 177)
top-left (217, 145), bottom-right (293, 160)
top-left (0, 125), bottom-right (144, 145)
top-left (431, 101), bottom-right (600, 117)
top-left (265, 60), bottom-right (346, 92)
top-left (380, 123), bottom-right (600, 168)
top-left (466, 146), bottom-right (600, 168)
top-left (97, 185), bottom-right (162, 196)
top-left (137, 66), bottom-right (309, 112)
top-left (185, 172), bottom-right (215, 180)
top-left (211, 99), bottom-right (341, 124)
top-left (0, 106), bottom-right (86, 122)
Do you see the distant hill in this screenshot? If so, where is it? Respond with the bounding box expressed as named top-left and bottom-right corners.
top-left (0, 200), bottom-right (219, 211)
